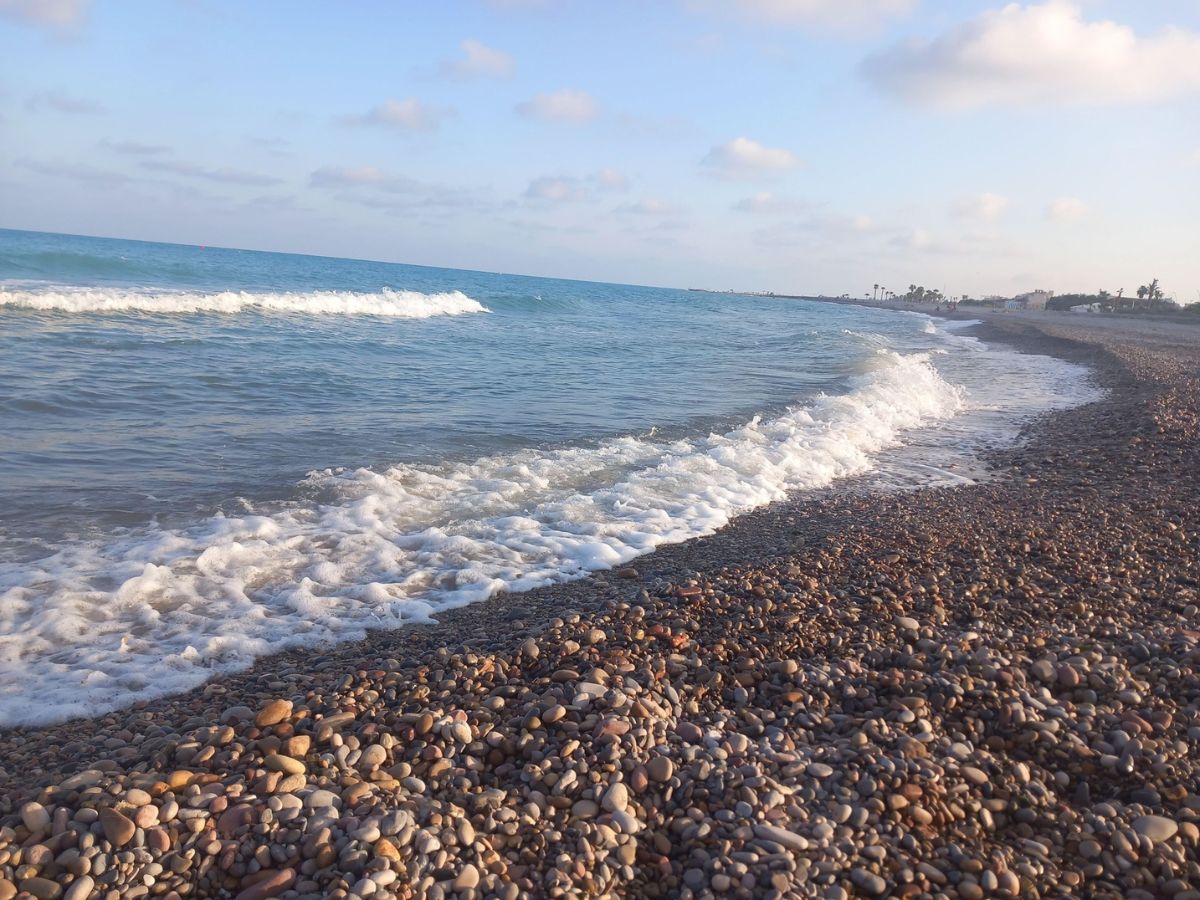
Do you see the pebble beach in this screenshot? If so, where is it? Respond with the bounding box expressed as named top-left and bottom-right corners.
top-left (1, 316), bottom-right (1198, 900)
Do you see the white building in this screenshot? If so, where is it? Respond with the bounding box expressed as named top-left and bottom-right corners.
top-left (1013, 290), bottom-right (1053, 311)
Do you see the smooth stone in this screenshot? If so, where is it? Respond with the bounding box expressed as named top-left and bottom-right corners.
top-left (753, 823), bottom-right (808, 851)
top-left (20, 802), bottom-right (51, 833)
top-left (572, 800), bottom-right (599, 818)
top-left (1030, 659), bottom-right (1055, 683)
top-left (20, 878), bottom-right (61, 900)
top-left (235, 868), bottom-right (296, 900)
top-left (1132, 815), bottom-right (1179, 843)
top-left (961, 766), bottom-right (988, 786)
top-left (610, 809), bottom-right (642, 834)
top-left (25, 844), bottom-right (52, 866)
top-left (359, 745), bottom-right (387, 769)
top-left (221, 705), bottom-right (255, 724)
top-left (256, 699), bottom-right (293, 727)
top-left (99, 807), bottom-right (135, 847)
top-left (646, 756), bottom-right (674, 783)
top-left (218, 804), bottom-right (257, 837)
top-left (306, 790), bottom-right (339, 809)
top-left (63, 876), bottom-right (95, 900)
top-left (807, 762), bottom-right (834, 778)
top-left (123, 788), bottom-right (152, 807)
top-left (850, 869), bottom-right (887, 895)
top-left (265, 754), bottom-right (305, 775)
top-left (602, 782), bottom-right (629, 813)
top-left (453, 864), bottom-right (480, 890)
top-left (58, 770), bottom-right (105, 791)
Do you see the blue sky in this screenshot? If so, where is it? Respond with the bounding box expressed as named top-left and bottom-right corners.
top-left (2, 0), bottom-right (1199, 299)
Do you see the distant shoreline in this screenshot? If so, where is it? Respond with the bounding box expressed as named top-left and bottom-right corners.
top-left (749, 290), bottom-right (1200, 327)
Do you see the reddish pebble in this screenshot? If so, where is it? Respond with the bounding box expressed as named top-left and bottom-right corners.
top-left (235, 867), bottom-right (296, 900)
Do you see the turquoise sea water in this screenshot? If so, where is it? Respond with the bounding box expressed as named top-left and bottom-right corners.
top-left (0, 228), bottom-right (1099, 724)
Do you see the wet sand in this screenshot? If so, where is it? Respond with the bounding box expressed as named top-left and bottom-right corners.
top-left (1, 316), bottom-right (1197, 899)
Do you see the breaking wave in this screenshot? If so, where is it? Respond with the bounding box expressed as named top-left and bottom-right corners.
top-left (0, 350), bottom-right (961, 725)
top-left (0, 285), bottom-right (489, 318)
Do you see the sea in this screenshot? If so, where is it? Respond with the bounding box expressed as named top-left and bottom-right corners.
top-left (0, 228), bottom-right (1101, 725)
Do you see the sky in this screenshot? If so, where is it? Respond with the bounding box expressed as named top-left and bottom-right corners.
top-left (2, 0), bottom-right (1199, 299)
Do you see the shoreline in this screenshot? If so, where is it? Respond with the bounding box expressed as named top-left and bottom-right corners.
top-left (0, 319), bottom-right (1094, 750)
top-left (798, 292), bottom-right (1200, 333)
top-left (2, 317), bottom-right (1198, 899)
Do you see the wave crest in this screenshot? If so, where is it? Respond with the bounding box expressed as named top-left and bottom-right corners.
top-left (0, 351), bottom-right (962, 725)
top-left (0, 285), bottom-right (489, 318)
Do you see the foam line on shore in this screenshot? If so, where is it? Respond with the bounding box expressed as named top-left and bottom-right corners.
top-left (0, 349), bottom-right (963, 725)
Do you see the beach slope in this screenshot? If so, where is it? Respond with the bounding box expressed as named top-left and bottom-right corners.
top-left (1, 317), bottom-right (1198, 899)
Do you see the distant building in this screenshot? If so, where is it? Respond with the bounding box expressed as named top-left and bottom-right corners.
top-left (1010, 290), bottom-right (1053, 311)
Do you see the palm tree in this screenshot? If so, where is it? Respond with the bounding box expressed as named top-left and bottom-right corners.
top-left (873, 283), bottom-right (879, 302)
top-left (1138, 279), bottom-right (1164, 305)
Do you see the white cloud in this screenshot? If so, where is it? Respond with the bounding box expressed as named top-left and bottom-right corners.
top-left (733, 191), bottom-right (805, 214)
top-left (593, 167), bottom-right (630, 192)
top-left (1047, 196), bottom-right (1088, 222)
top-left (862, 1), bottom-right (1200, 110)
top-left (516, 88), bottom-right (597, 122)
top-left (617, 198), bottom-right (681, 216)
top-left (752, 208), bottom-right (876, 247)
top-left (28, 91), bottom-right (103, 114)
top-left (442, 39), bottom-right (514, 79)
top-left (890, 227), bottom-right (934, 251)
top-left (703, 137), bottom-right (802, 177)
top-left (102, 139), bottom-right (171, 156)
top-left (953, 191), bottom-right (1009, 220)
top-left (690, 0), bottom-right (914, 30)
top-left (0, 0), bottom-right (86, 27)
top-left (310, 166), bottom-right (394, 188)
top-left (309, 166), bottom-right (487, 212)
top-left (342, 98), bottom-right (447, 131)
top-left (523, 169), bottom-right (629, 204)
top-left (141, 159), bottom-right (283, 186)
top-left (18, 157), bottom-right (128, 185)
top-left (524, 176), bottom-right (586, 203)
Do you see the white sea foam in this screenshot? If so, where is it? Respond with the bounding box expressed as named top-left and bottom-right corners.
top-left (0, 285), bottom-right (488, 318)
top-left (0, 350), bottom-right (962, 725)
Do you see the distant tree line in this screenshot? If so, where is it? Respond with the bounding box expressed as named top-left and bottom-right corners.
top-left (1038, 279), bottom-right (1196, 315)
top-left (902, 285), bottom-right (946, 304)
top-left (883, 279), bottom-right (1196, 315)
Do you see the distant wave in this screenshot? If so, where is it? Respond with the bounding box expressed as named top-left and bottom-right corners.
top-left (0, 285), bottom-right (489, 318)
top-left (0, 249), bottom-right (154, 279)
top-left (0, 349), bottom-right (963, 725)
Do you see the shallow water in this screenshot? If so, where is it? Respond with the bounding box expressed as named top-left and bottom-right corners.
top-left (0, 228), bottom-right (1101, 724)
